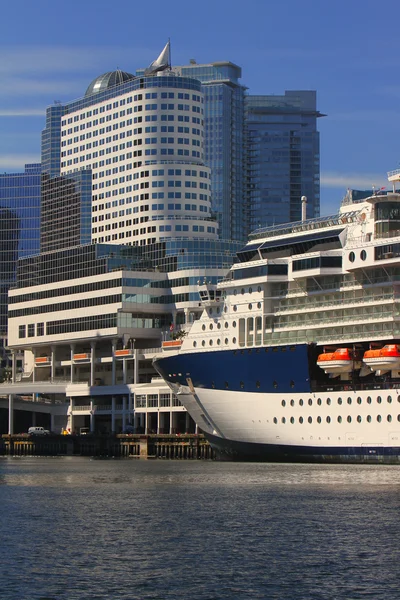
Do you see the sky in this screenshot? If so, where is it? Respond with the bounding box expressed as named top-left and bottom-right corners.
top-left (1, 0), bottom-right (400, 216)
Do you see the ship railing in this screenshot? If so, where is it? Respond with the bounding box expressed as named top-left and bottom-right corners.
top-left (276, 292), bottom-right (395, 313)
top-left (274, 310), bottom-right (395, 329)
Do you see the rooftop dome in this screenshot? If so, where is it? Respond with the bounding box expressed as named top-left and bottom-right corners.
top-left (85, 69), bottom-right (135, 97)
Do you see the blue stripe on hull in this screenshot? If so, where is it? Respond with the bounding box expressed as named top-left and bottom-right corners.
top-left (154, 344), bottom-right (311, 394)
top-left (206, 432), bottom-right (400, 464)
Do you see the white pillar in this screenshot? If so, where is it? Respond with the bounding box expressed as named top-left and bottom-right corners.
top-left (8, 394), bottom-right (13, 435)
top-left (111, 396), bottom-right (116, 433)
top-left (111, 340), bottom-right (117, 385)
top-left (70, 344), bottom-right (75, 384)
top-left (32, 348), bottom-right (36, 383)
top-left (145, 411), bottom-right (148, 434)
top-left (69, 397), bottom-right (74, 433)
top-left (133, 348), bottom-right (139, 384)
top-left (11, 351), bottom-right (16, 384)
top-left (169, 410), bottom-right (173, 434)
top-left (90, 341), bottom-right (96, 387)
top-left (157, 411), bottom-right (160, 434)
top-left (122, 396), bottom-right (127, 431)
top-left (90, 399), bottom-right (95, 433)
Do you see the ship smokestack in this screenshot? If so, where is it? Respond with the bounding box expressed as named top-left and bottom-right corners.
top-left (301, 195), bottom-right (307, 221)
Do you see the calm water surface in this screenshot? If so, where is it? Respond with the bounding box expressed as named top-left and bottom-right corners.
top-left (1, 458), bottom-right (400, 600)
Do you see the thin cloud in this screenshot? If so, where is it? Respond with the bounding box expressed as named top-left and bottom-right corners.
top-left (326, 109), bottom-right (400, 123)
top-left (0, 108), bottom-right (45, 116)
top-left (321, 172), bottom-right (388, 189)
top-left (0, 154), bottom-right (41, 171)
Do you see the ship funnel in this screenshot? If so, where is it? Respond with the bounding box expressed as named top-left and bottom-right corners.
top-left (301, 196), bottom-right (307, 221)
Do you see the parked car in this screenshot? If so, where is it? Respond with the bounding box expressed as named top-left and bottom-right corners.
top-left (28, 426), bottom-right (50, 435)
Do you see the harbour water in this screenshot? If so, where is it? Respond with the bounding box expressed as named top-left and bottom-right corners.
top-left (1, 458), bottom-right (400, 600)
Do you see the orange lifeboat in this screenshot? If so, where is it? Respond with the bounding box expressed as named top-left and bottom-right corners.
top-left (317, 347), bottom-right (361, 376)
top-left (363, 344), bottom-right (400, 374)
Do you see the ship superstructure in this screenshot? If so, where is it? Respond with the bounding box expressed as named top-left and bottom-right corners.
top-left (154, 169), bottom-right (400, 462)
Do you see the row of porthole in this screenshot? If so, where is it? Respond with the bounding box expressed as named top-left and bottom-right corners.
top-left (233, 286), bottom-right (262, 296)
top-left (194, 338), bottom-right (237, 347)
top-left (349, 250), bottom-right (367, 262)
top-left (273, 414), bottom-right (400, 424)
top-left (211, 381), bottom-right (288, 389)
top-left (281, 395), bottom-right (400, 407)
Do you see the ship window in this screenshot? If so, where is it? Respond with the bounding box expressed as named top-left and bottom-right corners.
top-left (233, 289), bottom-right (237, 295)
top-left (281, 347), bottom-right (286, 353)
top-left (317, 398), bottom-right (322, 405)
top-left (256, 381), bottom-right (260, 389)
top-left (377, 396), bottom-right (382, 404)
top-left (232, 337), bottom-right (236, 344)
top-left (338, 397), bottom-right (343, 405)
top-left (257, 286), bottom-right (261, 292)
top-left (290, 381), bottom-right (295, 389)
top-left (225, 381), bottom-right (229, 389)
top-left (224, 306), bottom-right (228, 313)
top-left (241, 288), bottom-right (245, 295)
top-left (217, 323), bottom-right (221, 329)
top-left (327, 398), bottom-right (331, 405)
top-left (308, 416), bottom-right (312, 423)
top-left (273, 347), bottom-right (278, 353)
top-left (349, 251), bottom-right (355, 262)
top-left (201, 340), bottom-right (205, 346)
top-left (211, 381), bottom-right (215, 389)
top-left (281, 400), bottom-right (286, 407)
top-left (308, 399), bottom-right (312, 406)
top-left (377, 415), bottom-right (382, 422)
top-left (209, 324), bottom-right (213, 330)
top-left (217, 339), bottom-right (221, 345)
top-left (299, 399), bottom-right (304, 406)
top-left (273, 417), bottom-right (278, 424)
top-left (367, 415), bottom-right (372, 423)
top-left (290, 346), bottom-right (296, 352)
top-left (248, 304), bottom-right (252, 310)
top-left (209, 340), bottom-right (213, 346)
top-left (387, 395), bottom-right (392, 403)
top-left (337, 416), bottom-right (342, 423)
top-left (232, 321), bottom-right (237, 327)
top-left (347, 397), bottom-right (352, 404)
top-left (347, 416), bottom-right (352, 423)
top-left (240, 381), bottom-right (244, 389)
top-left (398, 415), bottom-right (400, 421)
top-left (398, 396), bottom-right (400, 403)
top-left (387, 414), bottom-right (392, 422)
top-left (225, 322), bottom-right (228, 328)
top-left (193, 341), bottom-right (197, 347)
top-left (326, 416), bottom-right (331, 423)
top-left (360, 250), bottom-right (367, 261)
top-left (290, 399), bottom-right (295, 406)
top-left (233, 305), bottom-right (237, 312)
top-left (265, 348), bottom-right (269, 353)
top-left (225, 338), bottom-right (228, 344)
top-left (357, 415), bottom-right (362, 423)
top-left (273, 381), bottom-right (278, 388)
top-left (202, 324), bottom-right (206, 331)
top-left (357, 397), bottom-right (362, 404)
top-left (257, 302), bottom-right (261, 309)
top-left (317, 416), bottom-right (322, 423)
top-left (299, 416), bottom-right (304, 424)
top-left (249, 287), bottom-right (252, 294)
top-left (281, 417), bottom-right (286, 424)
top-left (367, 396), bottom-right (372, 404)
top-left (290, 417), bottom-right (295, 424)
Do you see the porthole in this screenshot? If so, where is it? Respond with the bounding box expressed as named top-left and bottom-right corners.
top-left (202, 340), bottom-right (205, 347)
top-left (398, 415), bottom-right (400, 422)
top-left (299, 399), bottom-right (304, 406)
top-left (377, 415), bottom-right (382, 422)
top-left (347, 416), bottom-right (352, 423)
top-left (349, 251), bottom-right (355, 263)
top-left (290, 417), bottom-right (295, 424)
top-left (209, 340), bottom-right (213, 346)
top-left (232, 337), bottom-right (236, 344)
top-left (387, 414), bottom-right (392, 422)
top-left (225, 381), bottom-right (229, 389)
top-left (193, 341), bottom-right (197, 348)
top-left (257, 286), bottom-right (261, 293)
top-left (377, 396), bottom-right (382, 404)
top-left (299, 416), bottom-right (304, 424)
top-left (240, 381), bottom-right (244, 389)
top-left (281, 417), bottom-right (286, 424)
top-left (273, 381), bottom-right (278, 388)
top-left (249, 287), bottom-right (252, 294)
top-left (273, 417), bottom-right (278, 424)
top-left (225, 338), bottom-right (229, 344)
top-left (347, 397), bottom-right (352, 405)
top-left (357, 397), bottom-right (362, 404)
top-left (317, 416), bottom-right (322, 424)
top-left (338, 397), bottom-right (343, 405)
top-left (217, 339), bottom-right (221, 346)
top-left (233, 305), bottom-right (237, 312)
top-left (338, 416), bottom-right (342, 423)
top-left (367, 396), bottom-right (372, 404)
top-left (308, 416), bottom-right (312, 424)
top-left (327, 398), bottom-right (331, 405)
top-left (281, 400), bottom-right (286, 407)
top-left (232, 321), bottom-right (237, 328)
top-left (317, 398), bottom-right (322, 406)
top-left (387, 395), bottom-right (392, 403)
top-left (225, 322), bottom-right (229, 328)
top-left (290, 380), bottom-right (295, 388)
top-left (217, 323), bottom-right (221, 329)
top-left (248, 304), bottom-right (252, 310)
top-left (398, 396), bottom-right (400, 403)
top-left (308, 399), bottom-right (313, 406)
top-left (367, 415), bottom-right (372, 423)
top-left (256, 381), bottom-right (260, 389)
top-left (326, 416), bottom-right (331, 423)
top-left (202, 324), bottom-right (206, 331)
top-left (257, 302), bottom-right (261, 309)
top-left (290, 399), bottom-right (295, 407)
top-left (357, 415), bottom-right (362, 423)
top-left (360, 250), bottom-right (367, 261)
top-left (241, 288), bottom-right (245, 295)
top-left (233, 289), bottom-right (237, 296)
top-left (209, 324), bottom-right (213, 330)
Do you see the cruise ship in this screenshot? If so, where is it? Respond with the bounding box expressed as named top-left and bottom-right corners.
top-left (153, 169), bottom-right (400, 463)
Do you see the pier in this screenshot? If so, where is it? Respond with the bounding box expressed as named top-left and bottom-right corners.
top-left (0, 433), bottom-right (215, 459)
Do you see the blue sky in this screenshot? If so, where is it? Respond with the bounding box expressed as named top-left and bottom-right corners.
top-left (1, 0), bottom-right (399, 215)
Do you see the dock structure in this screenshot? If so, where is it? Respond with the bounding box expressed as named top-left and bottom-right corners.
top-left (0, 433), bottom-right (215, 459)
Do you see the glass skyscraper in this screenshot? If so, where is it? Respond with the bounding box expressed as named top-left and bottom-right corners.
top-left (0, 163), bottom-right (41, 362)
top-left (245, 91), bottom-right (323, 231)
